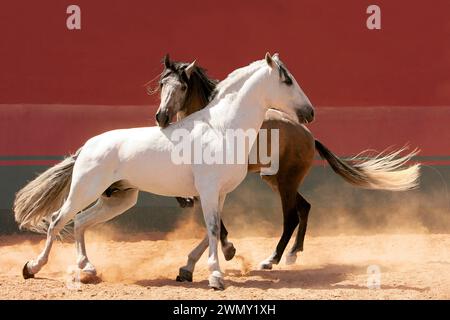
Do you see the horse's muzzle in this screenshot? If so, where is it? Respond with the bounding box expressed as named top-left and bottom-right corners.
top-left (156, 110), bottom-right (170, 128)
top-left (296, 107), bottom-right (315, 124)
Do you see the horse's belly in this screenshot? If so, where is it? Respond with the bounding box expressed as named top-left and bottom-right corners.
top-left (137, 176), bottom-right (198, 197)
top-left (122, 156), bottom-right (197, 197)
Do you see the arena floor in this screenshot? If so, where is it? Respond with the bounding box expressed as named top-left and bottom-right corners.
top-left (0, 232), bottom-right (449, 299)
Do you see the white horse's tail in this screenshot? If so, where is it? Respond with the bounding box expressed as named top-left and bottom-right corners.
top-left (13, 149), bottom-right (81, 235)
top-left (315, 140), bottom-right (420, 191)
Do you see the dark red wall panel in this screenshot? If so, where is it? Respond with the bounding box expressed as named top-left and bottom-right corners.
top-left (0, 104), bottom-right (152, 156)
top-left (1, 104), bottom-right (449, 160)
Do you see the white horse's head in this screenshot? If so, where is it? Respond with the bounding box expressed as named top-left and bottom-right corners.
top-left (263, 53), bottom-right (315, 123)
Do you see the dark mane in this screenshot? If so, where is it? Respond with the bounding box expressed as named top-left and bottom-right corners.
top-left (161, 60), bottom-right (218, 110)
top-left (189, 65), bottom-right (219, 104)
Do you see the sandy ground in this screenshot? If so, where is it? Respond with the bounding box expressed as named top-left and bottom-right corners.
top-left (0, 232), bottom-right (449, 300)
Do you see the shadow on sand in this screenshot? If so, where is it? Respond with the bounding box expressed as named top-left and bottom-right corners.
top-left (133, 264), bottom-right (429, 292)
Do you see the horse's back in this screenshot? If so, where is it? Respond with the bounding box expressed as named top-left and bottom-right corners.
top-left (247, 111), bottom-right (315, 177)
top-left (263, 110), bottom-right (314, 152)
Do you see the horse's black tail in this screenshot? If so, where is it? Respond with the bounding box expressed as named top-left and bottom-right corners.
top-left (314, 140), bottom-right (420, 191)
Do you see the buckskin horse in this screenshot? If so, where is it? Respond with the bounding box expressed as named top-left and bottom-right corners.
top-left (153, 54), bottom-right (420, 283)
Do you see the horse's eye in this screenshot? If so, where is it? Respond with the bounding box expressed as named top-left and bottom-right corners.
top-left (282, 77), bottom-right (293, 86)
top-left (181, 85), bottom-right (187, 91)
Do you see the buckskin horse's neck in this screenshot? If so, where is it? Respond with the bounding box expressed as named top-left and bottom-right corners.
top-left (179, 72), bottom-right (215, 119)
top-left (184, 85), bottom-right (208, 116)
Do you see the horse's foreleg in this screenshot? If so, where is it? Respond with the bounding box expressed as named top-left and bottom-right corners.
top-left (259, 187), bottom-right (299, 270)
top-left (286, 193), bottom-right (311, 265)
top-left (74, 189), bottom-right (138, 275)
top-left (196, 189), bottom-right (225, 290)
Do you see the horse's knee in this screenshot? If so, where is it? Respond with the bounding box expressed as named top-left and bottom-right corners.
top-left (204, 212), bottom-right (220, 239)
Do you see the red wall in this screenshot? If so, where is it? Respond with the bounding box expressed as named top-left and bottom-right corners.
top-left (1, 0), bottom-right (449, 107)
top-left (1, 1), bottom-right (449, 159)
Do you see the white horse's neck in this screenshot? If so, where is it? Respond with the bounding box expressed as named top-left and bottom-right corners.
top-left (212, 65), bottom-right (273, 135)
top-left (215, 60), bottom-right (265, 99)
top-left (168, 62), bottom-right (273, 143)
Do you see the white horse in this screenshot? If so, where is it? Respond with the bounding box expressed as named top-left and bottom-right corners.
top-left (14, 53), bottom-right (315, 290)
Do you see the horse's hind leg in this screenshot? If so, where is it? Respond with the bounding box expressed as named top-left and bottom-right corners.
top-left (23, 168), bottom-right (113, 279)
top-left (286, 193), bottom-right (311, 265)
top-left (220, 220), bottom-right (236, 261)
top-left (259, 184), bottom-right (299, 270)
top-left (74, 188), bottom-right (138, 276)
top-left (22, 215), bottom-right (58, 279)
top-left (176, 235), bottom-right (208, 282)
top-left (23, 192), bottom-right (101, 278)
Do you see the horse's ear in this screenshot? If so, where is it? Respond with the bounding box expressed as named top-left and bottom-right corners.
top-left (163, 54), bottom-right (171, 69)
top-left (265, 52), bottom-right (274, 68)
top-left (184, 60), bottom-right (196, 79)
top-left (273, 53), bottom-right (280, 61)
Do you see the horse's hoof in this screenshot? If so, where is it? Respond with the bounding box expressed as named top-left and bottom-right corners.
top-left (222, 243), bottom-right (236, 261)
top-left (285, 254), bottom-right (297, 265)
top-left (22, 262), bottom-right (35, 279)
top-left (81, 263), bottom-right (97, 276)
top-left (176, 268), bottom-right (193, 282)
top-left (259, 261), bottom-right (273, 270)
top-left (209, 275), bottom-right (225, 291)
